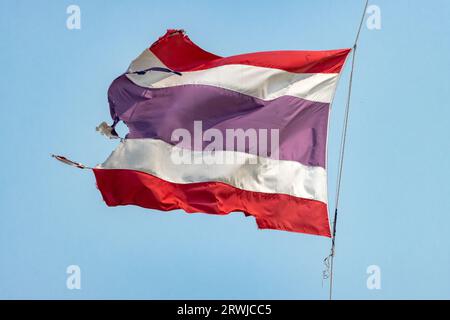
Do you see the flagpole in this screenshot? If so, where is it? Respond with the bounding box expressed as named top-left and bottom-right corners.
top-left (328, 0), bottom-right (369, 300)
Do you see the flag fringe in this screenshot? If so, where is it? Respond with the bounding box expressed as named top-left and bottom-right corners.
top-left (51, 154), bottom-right (90, 169)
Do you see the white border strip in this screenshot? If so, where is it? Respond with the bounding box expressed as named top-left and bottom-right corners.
top-left (126, 50), bottom-right (339, 104)
top-left (98, 138), bottom-right (328, 203)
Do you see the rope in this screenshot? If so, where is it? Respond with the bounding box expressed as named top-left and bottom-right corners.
top-left (126, 66), bottom-right (182, 76)
top-left (327, 0), bottom-right (369, 300)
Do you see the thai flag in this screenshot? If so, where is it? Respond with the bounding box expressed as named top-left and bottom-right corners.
top-left (93, 29), bottom-right (351, 237)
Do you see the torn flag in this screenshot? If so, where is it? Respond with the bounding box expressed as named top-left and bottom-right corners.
top-left (93, 29), bottom-right (351, 237)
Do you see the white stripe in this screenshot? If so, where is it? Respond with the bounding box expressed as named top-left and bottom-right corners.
top-left (97, 139), bottom-right (328, 203)
top-left (126, 50), bottom-right (339, 104)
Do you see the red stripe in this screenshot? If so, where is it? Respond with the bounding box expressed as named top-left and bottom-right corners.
top-left (149, 29), bottom-right (350, 74)
top-left (93, 168), bottom-right (331, 237)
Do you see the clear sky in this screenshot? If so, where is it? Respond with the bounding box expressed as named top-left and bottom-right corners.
top-left (1, 0), bottom-right (449, 299)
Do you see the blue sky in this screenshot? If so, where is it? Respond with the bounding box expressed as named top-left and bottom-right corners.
top-left (1, 0), bottom-right (449, 299)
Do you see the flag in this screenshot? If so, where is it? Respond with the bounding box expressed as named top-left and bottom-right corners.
top-left (93, 29), bottom-right (350, 237)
